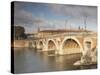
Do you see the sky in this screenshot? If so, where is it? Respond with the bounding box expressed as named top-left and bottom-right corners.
top-left (13, 1), bottom-right (97, 33)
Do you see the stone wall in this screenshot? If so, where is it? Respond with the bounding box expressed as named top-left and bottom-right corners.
top-left (12, 40), bottom-right (30, 48)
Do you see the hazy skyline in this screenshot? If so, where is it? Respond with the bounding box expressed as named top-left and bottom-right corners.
top-left (14, 2), bottom-right (97, 33)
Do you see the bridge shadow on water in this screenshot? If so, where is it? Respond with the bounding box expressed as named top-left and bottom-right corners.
top-left (13, 48), bottom-right (97, 74)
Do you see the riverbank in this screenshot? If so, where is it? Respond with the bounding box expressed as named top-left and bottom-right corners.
top-left (11, 40), bottom-right (31, 48)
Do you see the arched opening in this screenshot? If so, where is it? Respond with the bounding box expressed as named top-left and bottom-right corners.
top-left (62, 39), bottom-right (81, 54)
top-left (32, 41), bottom-right (37, 50)
top-left (85, 41), bottom-right (91, 50)
top-left (47, 40), bottom-right (57, 55)
top-left (84, 38), bottom-right (93, 50)
top-left (39, 41), bottom-right (44, 50)
top-left (29, 42), bottom-right (33, 48)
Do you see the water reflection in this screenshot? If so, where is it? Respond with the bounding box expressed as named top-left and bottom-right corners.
top-left (14, 48), bottom-right (97, 74)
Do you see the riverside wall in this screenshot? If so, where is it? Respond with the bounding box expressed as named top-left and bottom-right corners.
top-left (12, 40), bottom-right (31, 48)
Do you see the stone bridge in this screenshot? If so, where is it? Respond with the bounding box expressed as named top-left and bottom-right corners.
top-left (32, 32), bottom-right (97, 55)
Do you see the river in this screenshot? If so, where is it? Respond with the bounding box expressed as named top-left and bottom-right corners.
top-left (14, 48), bottom-right (97, 74)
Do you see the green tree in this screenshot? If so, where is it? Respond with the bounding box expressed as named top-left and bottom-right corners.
top-left (14, 26), bottom-right (27, 40)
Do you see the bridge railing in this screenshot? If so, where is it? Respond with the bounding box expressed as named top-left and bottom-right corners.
top-left (35, 32), bottom-right (96, 39)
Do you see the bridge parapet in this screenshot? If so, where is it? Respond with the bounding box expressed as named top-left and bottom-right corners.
top-left (35, 32), bottom-right (96, 39)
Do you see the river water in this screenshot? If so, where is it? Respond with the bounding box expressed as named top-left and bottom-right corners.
top-left (14, 48), bottom-right (97, 74)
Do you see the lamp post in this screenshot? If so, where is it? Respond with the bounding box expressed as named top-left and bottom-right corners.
top-left (84, 15), bottom-right (87, 32)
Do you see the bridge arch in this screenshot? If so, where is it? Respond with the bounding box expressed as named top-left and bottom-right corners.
top-left (37, 40), bottom-right (45, 50)
top-left (84, 37), bottom-right (93, 50)
top-left (61, 36), bottom-right (83, 54)
top-left (47, 39), bottom-right (58, 51)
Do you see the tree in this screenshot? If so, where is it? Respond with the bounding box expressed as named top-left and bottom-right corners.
top-left (14, 26), bottom-right (27, 40)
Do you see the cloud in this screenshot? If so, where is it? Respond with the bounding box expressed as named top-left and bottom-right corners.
top-left (48, 4), bottom-right (97, 18)
top-left (47, 4), bottom-right (97, 30)
top-left (13, 2), bottom-right (97, 32)
top-left (14, 2), bottom-right (34, 26)
top-left (14, 10), bottom-right (34, 26)
top-left (14, 2), bottom-right (50, 32)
